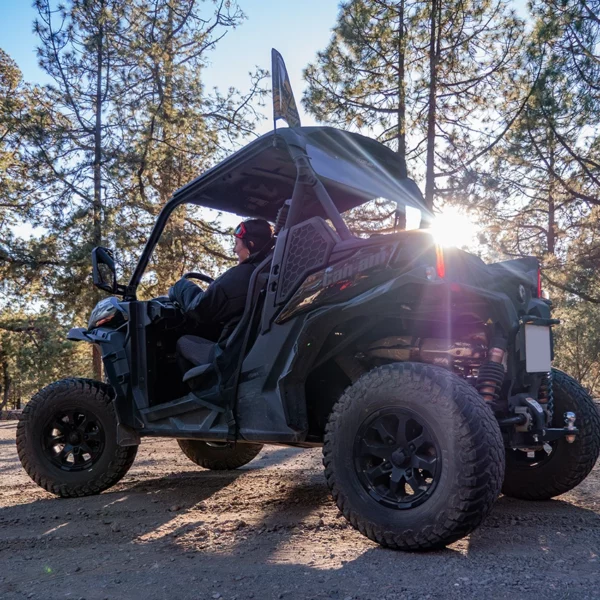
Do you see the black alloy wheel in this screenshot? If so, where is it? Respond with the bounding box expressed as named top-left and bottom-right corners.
top-left (17, 378), bottom-right (138, 497)
top-left (323, 362), bottom-right (505, 551)
top-left (354, 408), bottom-right (440, 509)
top-left (43, 409), bottom-right (106, 471)
top-left (506, 444), bottom-right (555, 469)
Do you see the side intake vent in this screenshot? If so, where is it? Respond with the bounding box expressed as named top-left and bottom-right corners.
top-left (276, 217), bottom-right (338, 303)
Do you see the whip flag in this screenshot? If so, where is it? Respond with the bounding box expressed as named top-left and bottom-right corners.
top-left (271, 49), bottom-right (301, 129)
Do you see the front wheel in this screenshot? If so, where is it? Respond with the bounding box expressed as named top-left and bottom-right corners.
top-left (502, 369), bottom-right (600, 500)
top-left (323, 362), bottom-right (505, 551)
top-left (16, 379), bottom-right (138, 497)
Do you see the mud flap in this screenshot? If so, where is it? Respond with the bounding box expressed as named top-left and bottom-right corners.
top-left (117, 423), bottom-right (141, 447)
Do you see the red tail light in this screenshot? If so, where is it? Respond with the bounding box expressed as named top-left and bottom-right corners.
top-left (537, 266), bottom-right (542, 297)
top-left (435, 244), bottom-right (445, 279)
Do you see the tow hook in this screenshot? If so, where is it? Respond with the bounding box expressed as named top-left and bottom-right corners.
top-left (564, 411), bottom-right (577, 443)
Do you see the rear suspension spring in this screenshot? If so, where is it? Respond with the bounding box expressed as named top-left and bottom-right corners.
top-left (476, 361), bottom-right (506, 407)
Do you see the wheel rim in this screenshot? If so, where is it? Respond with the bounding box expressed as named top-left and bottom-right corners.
top-left (354, 407), bottom-right (441, 509)
top-left (43, 409), bottom-right (106, 471)
top-left (508, 443), bottom-right (556, 469)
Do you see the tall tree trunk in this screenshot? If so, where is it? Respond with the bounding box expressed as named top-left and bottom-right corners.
top-left (161, 1), bottom-right (176, 203)
top-left (0, 351), bottom-right (10, 412)
top-left (424, 0), bottom-right (439, 212)
top-left (547, 130), bottom-right (556, 255)
top-left (396, 0), bottom-right (407, 179)
top-left (92, 12), bottom-right (104, 381)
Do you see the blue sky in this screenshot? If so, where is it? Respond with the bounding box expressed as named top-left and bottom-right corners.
top-left (0, 0), bottom-right (341, 133)
top-left (0, 0), bottom-right (343, 238)
top-left (0, 0), bottom-right (530, 133)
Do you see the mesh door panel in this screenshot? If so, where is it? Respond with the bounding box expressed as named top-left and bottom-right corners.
top-left (277, 219), bottom-right (336, 303)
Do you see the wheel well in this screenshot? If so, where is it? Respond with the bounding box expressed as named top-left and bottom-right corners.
top-left (305, 359), bottom-right (351, 440)
top-left (303, 317), bottom-right (409, 440)
top-left (303, 313), bottom-right (490, 441)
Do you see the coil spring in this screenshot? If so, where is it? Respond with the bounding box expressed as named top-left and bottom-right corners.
top-left (476, 361), bottom-right (505, 407)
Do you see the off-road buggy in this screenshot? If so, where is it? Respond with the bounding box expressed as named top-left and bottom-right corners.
top-left (17, 126), bottom-right (600, 551)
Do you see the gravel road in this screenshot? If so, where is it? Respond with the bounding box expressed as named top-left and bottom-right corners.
top-left (1, 421), bottom-right (599, 600)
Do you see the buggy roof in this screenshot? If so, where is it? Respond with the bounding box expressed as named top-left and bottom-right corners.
top-left (172, 126), bottom-right (432, 222)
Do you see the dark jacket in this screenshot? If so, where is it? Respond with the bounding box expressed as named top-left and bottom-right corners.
top-left (169, 255), bottom-right (261, 339)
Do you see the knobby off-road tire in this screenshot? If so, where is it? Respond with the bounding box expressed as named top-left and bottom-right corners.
top-left (177, 439), bottom-right (263, 470)
top-left (16, 379), bottom-right (138, 498)
top-left (323, 362), bottom-right (505, 551)
top-left (502, 369), bottom-right (600, 500)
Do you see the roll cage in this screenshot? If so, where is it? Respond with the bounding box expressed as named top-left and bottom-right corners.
top-left (123, 126), bottom-right (432, 300)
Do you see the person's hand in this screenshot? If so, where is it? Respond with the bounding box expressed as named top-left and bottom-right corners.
top-left (168, 278), bottom-right (201, 309)
top-left (168, 278), bottom-right (187, 306)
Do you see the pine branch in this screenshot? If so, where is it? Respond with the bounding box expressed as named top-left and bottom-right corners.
top-left (544, 273), bottom-right (600, 304)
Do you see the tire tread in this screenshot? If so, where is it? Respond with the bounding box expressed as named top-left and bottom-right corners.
top-left (323, 362), bottom-right (505, 551)
top-left (502, 369), bottom-right (600, 500)
top-left (16, 378), bottom-right (137, 498)
top-left (177, 439), bottom-right (263, 470)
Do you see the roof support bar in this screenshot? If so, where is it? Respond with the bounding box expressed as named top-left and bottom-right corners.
top-left (125, 197), bottom-right (185, 300)
top-left (286, 141), bottom-right (352, 241)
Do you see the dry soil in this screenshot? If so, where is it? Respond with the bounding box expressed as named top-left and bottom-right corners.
top-left (1, 421), bottom-right (599, 600)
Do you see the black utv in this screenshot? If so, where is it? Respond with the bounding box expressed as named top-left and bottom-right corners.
top-left (17, 126), bottom-right (600, 551)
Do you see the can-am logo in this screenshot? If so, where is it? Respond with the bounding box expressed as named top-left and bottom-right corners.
top-left (323, 247), bottom-right (392, 287)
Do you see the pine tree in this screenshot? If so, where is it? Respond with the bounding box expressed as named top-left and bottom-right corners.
top-left (467, 0), bottom-right (600, 293)
top-left (0, 1), bottom-right (266, 393)
top-left (111, 0), bottom-right (267, 298)
top-left (26, 0), bottom-right (130, 377)
top-left (0, 49), bottom-right (55, 248)
top-left (14, 0), bottom-right (266, 380)
top-left (303, 0), bottom-right (416, 177)
top-left (461, 0), bottom-right (600, 391)
top-left (303, 0), bottom-right (524, 211)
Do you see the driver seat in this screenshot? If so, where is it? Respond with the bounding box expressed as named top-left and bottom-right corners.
top-left (177, 335), bottom-right (215, 382)
top-left (179, 245), bottom-right (274, 385)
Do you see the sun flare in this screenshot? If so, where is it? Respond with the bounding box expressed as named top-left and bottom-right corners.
top-left (430, 205), bottom-right (480, 248)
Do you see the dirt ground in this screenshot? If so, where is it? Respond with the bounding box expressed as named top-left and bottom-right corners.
top-left (1, 422), bottom-right (599, 600)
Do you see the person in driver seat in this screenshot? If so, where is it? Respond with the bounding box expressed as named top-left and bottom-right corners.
top-left (169, 218), bottom-right (274, 369)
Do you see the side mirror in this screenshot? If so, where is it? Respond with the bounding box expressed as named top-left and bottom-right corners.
top-left (92, 247), bottom-right (119, 294)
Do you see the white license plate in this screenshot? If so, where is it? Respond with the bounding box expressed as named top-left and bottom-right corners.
top-left (525, 324), bottom-right (552, 373)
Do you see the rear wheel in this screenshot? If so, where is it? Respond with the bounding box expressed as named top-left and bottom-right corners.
top-left (323, 362), bottom-right (505, 551)
top-left (177, 439), bottom-right (263, 470)
top-left (16, 379), bottom-right (138, 497)
top-left (502, 369), bottom-right (600, 500)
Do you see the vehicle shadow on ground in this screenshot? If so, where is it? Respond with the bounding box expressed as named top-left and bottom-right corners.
top-left (468, 494), bottom-right (600, 556)
top-left (2, 445), bottom-right (600, 599)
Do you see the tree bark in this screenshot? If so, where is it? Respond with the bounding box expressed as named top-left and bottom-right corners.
top-left (424, 0), bottom-right (440, 211)
top-left (396, 0), bottom-right (407, 179)
top-left (547, 129), bottom-right (556, 255)
top-left (92, 6), bottom-right (105, 381)
top-left (0, 351), bottom-right (10, 412)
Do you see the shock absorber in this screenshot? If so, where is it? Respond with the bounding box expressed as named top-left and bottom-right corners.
top-left (476, 338), bottom-right (507, 409)
top-left (538, 372), bottom-right (554, 424)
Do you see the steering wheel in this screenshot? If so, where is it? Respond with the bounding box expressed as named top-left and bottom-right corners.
top-left (182, 271), bottom-right (214, 285)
